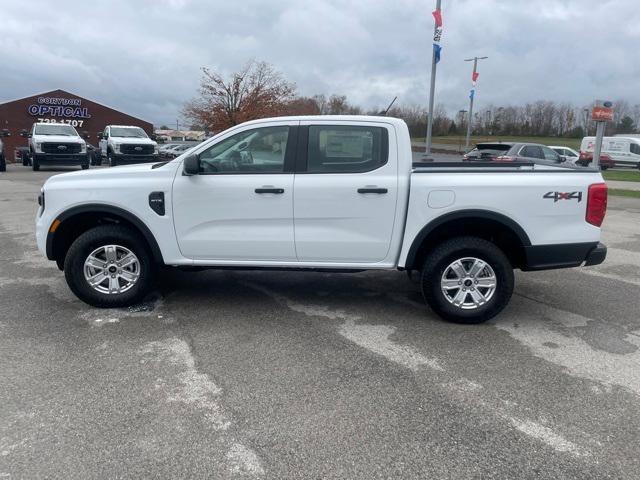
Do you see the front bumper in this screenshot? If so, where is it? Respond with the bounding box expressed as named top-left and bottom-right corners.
top-left (113, 153), bottom-right (158, 164)
top-left (522, 242), bottom-right (607, 271)
top-left (34, 153), bottom-right (88, 165)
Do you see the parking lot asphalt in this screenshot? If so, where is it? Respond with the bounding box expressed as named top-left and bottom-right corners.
top-left (1, 164), bottom-right (640, 479)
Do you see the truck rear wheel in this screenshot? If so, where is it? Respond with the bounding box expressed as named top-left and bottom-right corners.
top-left (420, 236), bottom-right (514, 324)
top-left (64, 225), bottom-right (154, 308)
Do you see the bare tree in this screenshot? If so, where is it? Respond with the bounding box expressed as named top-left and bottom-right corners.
top-left (183, 61), bottom-right (296, 132)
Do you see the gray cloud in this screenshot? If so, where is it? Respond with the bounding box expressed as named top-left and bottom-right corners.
top-left (1, 0), bottom-right (638, 125)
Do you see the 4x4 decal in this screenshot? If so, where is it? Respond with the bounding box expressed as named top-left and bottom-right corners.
top-left (543, 191), bottom-right (583, 203)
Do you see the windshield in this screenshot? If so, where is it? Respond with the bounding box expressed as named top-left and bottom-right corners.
top-left (34, 124), bottom-right (79, 136)
top-left (110, 127), bottom-right (148, 138)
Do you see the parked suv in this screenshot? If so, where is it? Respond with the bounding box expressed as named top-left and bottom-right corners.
top-left (22, 123), bottom-right (89, 171)
top-left (0, 129), bottom-right (10, 172)
top-left (495, 143), bottom-right (567, 164)
top-left (99, 125), bottom-right (158, 167)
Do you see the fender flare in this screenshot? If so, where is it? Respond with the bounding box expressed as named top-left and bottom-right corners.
top-left (46, 203), bottom-right (164, 263)
top-left (404, 209), bottom-right (532, 269)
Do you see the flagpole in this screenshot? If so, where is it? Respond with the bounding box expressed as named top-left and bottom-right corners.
top-left (425, 0), bottom-right (442, 157)
top-left (464, 56), bottom-right (488, 151)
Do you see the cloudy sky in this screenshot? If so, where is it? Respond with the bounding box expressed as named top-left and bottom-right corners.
top-left (1, 0), bottom-right (639, 126)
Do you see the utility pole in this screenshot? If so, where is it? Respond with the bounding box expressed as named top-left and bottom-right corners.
top-left (464, 56), bottom-right (488, 151)
top-left (425, 0), bottom-right (443, 157)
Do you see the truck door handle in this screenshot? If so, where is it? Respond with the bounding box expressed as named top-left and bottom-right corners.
top-left (357, 188), bottom-right (388, 194)
top-left (255, 188), bottom-right (284, 194)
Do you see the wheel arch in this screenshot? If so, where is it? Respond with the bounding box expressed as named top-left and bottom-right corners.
top-left (404, 210), bottom-right (532, 271)
top-left (46, 204), bottom-right (164, 270)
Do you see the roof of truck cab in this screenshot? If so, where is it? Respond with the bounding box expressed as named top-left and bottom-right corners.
top-left (237, 115), bottom-right (407, 126)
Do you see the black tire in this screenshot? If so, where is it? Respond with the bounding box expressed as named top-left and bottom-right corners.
top-left (420, 236), bottom-right (514, 324)
top-left (64, 225), bottom-right (155, 308)
top-left (0, 154), bottom-right (5, 172)
top-left (108, 151), bottom-right (117, 167)
top-left (32, 158), bottom-right (40, 171)
top-left (22, 157), bottom-right (28, 166)
top-left (81, 163), bottom-right (89, 170)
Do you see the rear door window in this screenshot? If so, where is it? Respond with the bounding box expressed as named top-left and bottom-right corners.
top-left (519, 146), bottom-right (544, 159)
top-left (542, 146), bottom-right (561, 161)
top-left (306, 125), bottom-right (388, 173)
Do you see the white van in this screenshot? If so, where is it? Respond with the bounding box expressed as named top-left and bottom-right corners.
top-left (580, 136), bottom-right (640, 168)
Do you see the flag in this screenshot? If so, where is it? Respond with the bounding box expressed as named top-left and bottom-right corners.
top-left (469, 89), bottom-right (475, 100)
top-left (432, 9), bottom-right (443, 27)
top-left (433, 43), bottom-right (442, 63)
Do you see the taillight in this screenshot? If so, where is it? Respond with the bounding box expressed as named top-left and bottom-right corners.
top-left (586, 183), bottom-right (607, 227)
top-left (495, 155), bottom-right (515, 162)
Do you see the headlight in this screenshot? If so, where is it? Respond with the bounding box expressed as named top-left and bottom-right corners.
top-left (154, 145), bottom-right (159, 154)
top-left (80, 143), bottom-right (87, 153)
top-left (36, 142), bottom-right (43, 153)
top-left (114, 143), bottom-right (121, 153)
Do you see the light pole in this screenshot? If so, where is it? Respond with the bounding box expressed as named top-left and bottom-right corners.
top-left (464, 56), bottom-right (488, 151)
top-left (425, 0), bottom-right (443, 156)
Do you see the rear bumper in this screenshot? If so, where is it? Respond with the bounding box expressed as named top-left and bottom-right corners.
top-left (34, 153), bottom-right (88, 165)
top-left (522, 242), bottom-right (607, 271)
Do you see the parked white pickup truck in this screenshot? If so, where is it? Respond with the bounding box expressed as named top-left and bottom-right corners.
top-left (23, 122), bottom-right (89, 171)
top-left (98, 125), bottom-right (159, 167)
top-left (35, 116), bottom-right (608, 323)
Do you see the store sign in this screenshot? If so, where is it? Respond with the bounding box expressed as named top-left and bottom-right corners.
top-left (27, 96), bottom-right (91, 119)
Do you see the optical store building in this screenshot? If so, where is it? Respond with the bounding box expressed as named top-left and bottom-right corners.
top-left (0, 89), bottom-right (153, 162)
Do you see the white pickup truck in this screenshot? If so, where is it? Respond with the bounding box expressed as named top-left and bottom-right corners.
top-left (98, 125), bottom-right (159, 167)
top-left (35, 116), bottom-right (608, 323)
top-left (24, 122), bottom-right (89, 171)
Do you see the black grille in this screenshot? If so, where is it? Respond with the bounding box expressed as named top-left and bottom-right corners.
top-left (42, 143), bottom-right (82, 154)
top-left (120, 144), bottom-right (154, 155)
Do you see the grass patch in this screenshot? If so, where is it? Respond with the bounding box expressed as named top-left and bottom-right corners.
top-left (602, 170), bottom-right (640, 182)
top-left (609, 188), bottom-right (640, 198)
top-left (412, 135), bottom-right (582, 150)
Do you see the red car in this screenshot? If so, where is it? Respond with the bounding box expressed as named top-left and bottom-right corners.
top-left (577, 152), bottom-right (615, 170)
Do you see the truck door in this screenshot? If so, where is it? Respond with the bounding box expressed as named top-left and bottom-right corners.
top-left (293, 121), bottom-right (398, 263)
top-left (172, 122), bottom-right (298, 261)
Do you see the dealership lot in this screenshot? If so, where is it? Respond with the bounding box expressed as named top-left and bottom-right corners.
top-left (1, 165), bottom-right (640, 478)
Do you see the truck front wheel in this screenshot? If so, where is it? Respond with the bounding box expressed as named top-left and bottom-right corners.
top-left (64, 225), bottom-right (154, 308)
top-left (420, 236), bottom-right (514, 324)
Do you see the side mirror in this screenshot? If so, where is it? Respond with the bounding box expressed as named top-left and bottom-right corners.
top-left (150, 134), bottom-right (158, 141)
top-left (183, 153), bottom-right (200, 175)
top-left (82, 131), bottom-right (90, 139)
